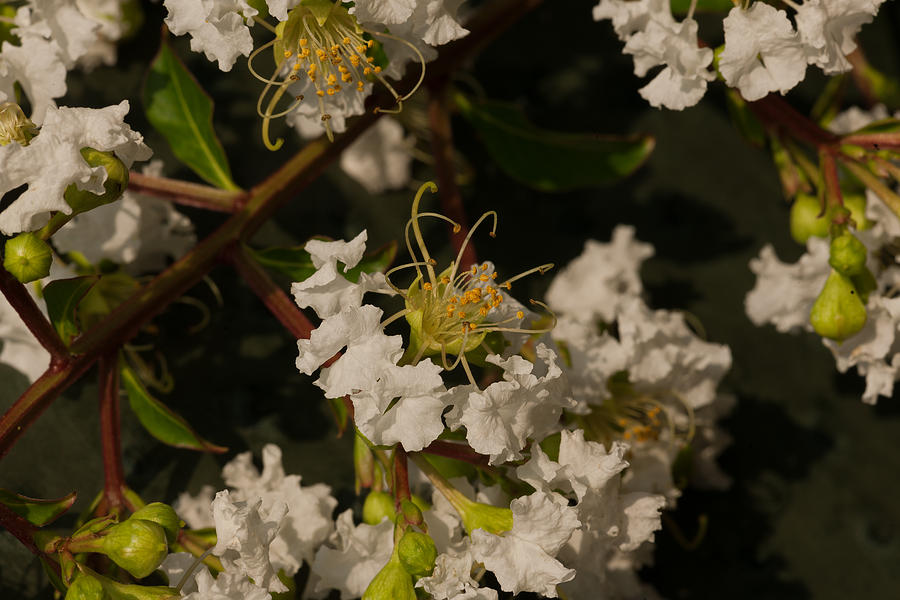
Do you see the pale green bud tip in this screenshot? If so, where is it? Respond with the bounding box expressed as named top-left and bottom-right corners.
top-left (460, 501), bottom-right (513, 535)
top-left (100, 519), bottom-right (169, 578)
top-left (810, 269), bottom-right (867, 342)
top-left (64, 148), bottom-right (129, 215)
top-left (130, 503), bottom-right (183, 544)
top-left (362, 556), bottom-right (417, 600)
top-left (4, 232), bottom-right (52, 283)
top-left (0, 102), bottom-right (37, 146)
top-left (399, 498), bottom-right (424, 526)
top-left (829, 233), bottom-right (867, 276)
top-left (363, 491), bottom-right (396, 525)
top-left (397, 531), bottom-right (437, 578)
top-left (789, 194), bottom-right (829, 244)
top-left (65, 573), bottom-right (108, 600)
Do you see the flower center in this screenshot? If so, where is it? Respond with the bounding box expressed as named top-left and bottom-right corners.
top-left (0, 102), bottom-right (36, 146)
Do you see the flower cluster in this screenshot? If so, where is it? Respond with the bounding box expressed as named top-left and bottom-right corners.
top-left (593, 0), bottom-right (888, 108)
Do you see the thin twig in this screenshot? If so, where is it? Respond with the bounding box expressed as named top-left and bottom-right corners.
top-left (97, 353), bottom-right (126, 514)
top-left (0, 267), bottom-right (69, 364)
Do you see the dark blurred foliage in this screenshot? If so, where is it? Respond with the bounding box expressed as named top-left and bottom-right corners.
top-left (2, 1), bottom-right (900, 598)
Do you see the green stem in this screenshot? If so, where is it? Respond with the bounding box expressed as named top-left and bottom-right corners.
top-left (127, 171), bottom-right (246, 213)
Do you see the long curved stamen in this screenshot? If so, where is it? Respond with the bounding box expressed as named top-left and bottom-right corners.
top-left (253, 15), bottom-right (278, 34)
top-left (459, 354), bottom-right (478, 387)
top-left (499, 263), bottom-right (554, 289)
top-left (410, 182), bottom-right (439, 284)
top-left (248, 39), bottom-right (282, 84)
top-left (448, 211), bottom-right (498, 286)
top-left (365, 29), bottom-right (427, 113)
top-left (381, 307), bottom-right (412, 328)
top-left (260, 81), bottom-right (291, 151)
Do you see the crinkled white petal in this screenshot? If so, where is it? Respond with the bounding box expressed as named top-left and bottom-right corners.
top-left (295, 304), bottom-right (388, 375)
top-left (617, 492), bottom-right (665, 551)
top-left (311, 510), bottom-right (394, 599)
top-left (0, 101), bottom-right (152, 235)
top-left (352, 0), bottom-right (417, 25)
top-left (266, 0), bottom-right (300, 22)
top-left (417, 549), bottom-right (498, 600)
top-left (592, 0), bottom-right (674, 41)
top-left (0, 36), bottom-right (66, 124)
top-left (173, 484), bottom-right (216, 529)
top-left (30, 0), bottom-right (100, 66)
top-left (796, 0), bottom-right (884, 74)
top-left (163, 0), bottom-right (257, 71)
top-left (720, 3), bottom-right (808, 101)
top-left (340, 118), bottom-right (412, 194)
top-left (183, 567), bottom-right (272, 600)
top-left (286, 78), bottom-right (371, 139)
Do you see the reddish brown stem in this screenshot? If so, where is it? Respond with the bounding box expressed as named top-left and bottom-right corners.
top-left (841, 132), bottom-right (900, 149)
top-left (427, 81), bottom-right (476, 268)
top-left (0, 501), bottom-right (39, 554)
top-left (127, 171), bottom-right (245, 213)
top-left (393, 447), bottom-right (411, 505)
top-left (0, 267), bottom-right (69, 364)
top-left (749, 94), bottom-right (839, 148)
top-left (97, 354), bottom-right (125, 514)
top-left (228, 244), bottom-right (315, 339)
top-left (846, 48), bottom-right (878, 108)
top-left (421, 440), bottom-right (491, 467)
top-left (820, 150), bottom-right (844, 208)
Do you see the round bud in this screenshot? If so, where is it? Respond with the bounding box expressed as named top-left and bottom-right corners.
top-left (397, 531), bottom-right (437, 578)
top-left (65, 573), bottom-right (108, 600)
top-left (64, 148), bottom-right (129, 215)
top-left (4, 232), bottom-right (52, 283)
top-left (810, 269), bottom-right (868, 342)
top-left (363, 491), bottom-right (396, 525)
top-left (361, 555), bottom-right (417, 600)
top-left (130, 503), bottom-right (183, 544)
top-left (399, 499), bottom-right (424, 527)
top-left (851, 267), bottom-right (878, 304)
top-left (843, 193), bottom-right (872, 231)
top-left (100, 519), bottom-right (169, 578)
top-left (789, 193), bottom-right (830, 243)
top-left (829, 233), bottom-right (867, 276)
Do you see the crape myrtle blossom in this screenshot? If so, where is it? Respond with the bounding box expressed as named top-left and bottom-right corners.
top-left (0, 100), bottom-right (152, 235)
top-left (159, 554), bottom-right (272, 599)
top-left (339, 117), bottom-right (413, 194)
top-left (162, 0), bottom-right (260, 72)
top-left (795, 0), bottom-right (886, 75)
top-left (0, 33), bottom-right (67, 125)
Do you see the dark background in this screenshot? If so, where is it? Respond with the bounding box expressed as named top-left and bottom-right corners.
top-left (2, 1), bottom-right (900, 597)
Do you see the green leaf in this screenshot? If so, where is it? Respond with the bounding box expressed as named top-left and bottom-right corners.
top-left (455, 95), bottom-right (654, 191)
top-left (121, 363), bottom-right (227, 453)
top-left (144, 34), bottom-right (239, 191)
top-left (42, 276), bottom-right (98, 346)
top-left (669, 0), bottom-right (734, 14)
top-left (248, 240), bottom-right (397, 283)
top-left (0, 489), bottom-right (76, 526)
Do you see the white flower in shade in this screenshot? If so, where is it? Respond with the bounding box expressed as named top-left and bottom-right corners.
top-left (53, 160), bottom-right (196, 273)
top-left (719, 3), bottom-right (807, 101)
top-left (827, 104), bottom-right (889, 135)
top-left (623, 17), bottom-right (714, 110)
top-left (0, 35), bottom-right (67, 125)
top-left (291, 230), bottom-right (390, 319)
top-left (264, 0), bottom-right (301, 22)
top-left (416, 549), bottom-right (498, 600)
top-left (0, 100), bottom-right (152, 235)
top-left (173, 485), bottom-right (216, 529)
top-left (351, 358), bottom-right (447, 451)
top-left (859, 354), bottom-right (900, 405)
top-left (285, 78), bottom-right (371, 140)
top-left (211, 490), bottom-right (288, 593)
top-left (310, 510), bottom-right (394, 599)
top-left (163, 0), bottom-right (258, 72)
top-left (355, 0), bottom-right (468, 46)
top-left (353, 0), bottom-right (418, 26)
top-left (183, 567), bottom-right (272, 600)
top-left (592, 0), bottom-right (674, 41)
top-left (445, 345), bottom-right (576, 465)
top-left (0, 294), bottom-right (50, 384)
top-left (469, 491), bottom-right (578, 598)
top-left (28, 0), bottom-right (100, 67)
top-left (745, 237), bottom-right (831, 333)
top-left (796, 0), bottom-right (885, 75)
top-left (340, 118), bottom-right (412, 194)
top-left (221, 444), bottom-right (338, 574)
top-left (546, 226), bottom-right (654, 324)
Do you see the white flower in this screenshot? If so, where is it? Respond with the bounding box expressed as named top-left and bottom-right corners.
top-left (28, 0), bottom-right (101, 67)
top-left (0, 293), bottom-right (50, 384)
top-left (53, 160), bottom-right (196, 273)
top-left (745, 238), bottom-right (831, 333)
top-left (291, 230), bottom-right (389, 319)
top-left (211, 490), bottom-right (288, 593)
top-left (340, 118), bottom-right (412, 194)
top-left (623, 17), bottom-right (714, 110)
top-left (0, 35), bottom-right (67, 124)
top-left (592, 0), bottom-right (674, 42)
top-left (469, 491), bottom-right (578, 598)
top-left (163, 0), bottom-right (258, 72)
top-left (183, 567), bottom-right (272, 600)
top-left (827, 104), bottom-right (889, 134)
top-left (285, 78), bottom-right (371, 139)
top-left (445, 345), bottom-right (576, 465)
top-left (173, 485), bottom-right (216, 529)
top-left (546, 225), bottom-right (654, 324)
top-left (0, 100), bottom-right (152, 235)
top-left (265, 0), bottom-right (301, 22)
top-left (310, 510), bottom-right (394, 599)
top-left (719, 3), bottom-right (808, 101)
top-left (222, 444), bottom-right (337, 574)
top-left (355, 0), bottom-right (468, 46)
top-left (416, 549), bottom-right (499, 600)
top-left (796, 0), bottom-right (885, 75)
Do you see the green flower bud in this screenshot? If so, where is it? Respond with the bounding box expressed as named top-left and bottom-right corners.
top-left (410, 494), bottom-right (430, 513)
top-left (829, 233), bottom-right (867, 276)
top-left (4, 232), bottom-right (52, 283)
top-left (64, 148), bottom-right (129, 215)
top-left (851, 267), bottom-right (878, 304)
top-left (102, 581), bottom-right (178, 600)
top-left (362, 555), bottom-right (417, 600)
top-left (459, 501), bottom-right (513, 536)
top-left (130, 503), bottom-right (183, 544)
top-left (810, 269), bottom-right (868, 342)
top-left (100, 519), bottom-right (169, 578)
top-left (354, 432), bottom-right (375, 491)
top-left (843, 193), bottom-right (872, 231)
top-left (399, 499), bottom-right (424, 527)
top-left (363, 491), bottom-right (396, 525)
top-left (66, 573), bottom-right (109, 600)
top-left (397, 531), bottom-right (437, 578)
top-left (790, 193), bottom-right (830, 243)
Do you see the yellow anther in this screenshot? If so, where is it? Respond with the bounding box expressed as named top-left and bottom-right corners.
top-left (334, 84), bottom-right (342, 91)
top-left (342, 36), bottom-right (351, 44)
top-left (331, 44), bottom-right (340, 52)
top-left (423, 282), bottom-right (433, 291)
top-left (292, 63), bottom-right (302, 71)
top-left (502, 282), bottom-right (512, 290)
top-left (284, 50), bottom-right (293, 58)
top-left (481, 264), bottom-right (489, 271)
top-left (356, 81), bottom-right (364, 91)
top-left (301, 48), bottom-right (311, 58)
top-left (308, 63), bottom-right (317, 72)
top-left (449, 297), bottom-right (458, 304)
top-left (316, 90), bottom-right (325, 97)
top-left (327, 74), bottom-right (337, 85)
top-left (322, 114), bottom-right (332, 121)
top-left (356, 44), bottom-right (367, 53)
top-left (491, 272), bottom-right (498, 279)
top-left (367, 39), bottom-right (374, 48)
top-left (469, 323), bottom-right (477, 331)
top-left (299, 38), bottom-right (308, 46)
top-left (317, 49), bottom-right (327, 59)
top-left (479, 274), bottom-right (489, 282)
top-left (363, 67), bottom-right (372, 75)
top-left (457, 311), bottom-right (465, 319)
top-left (327, 87), bottom-right (336, 96)
top-left (373, 66), bottom-right (382, 73)
top-left (516, 311), bottom-right (524, 319)
top-left (470, 266), bottom-right (478, 275)
top-left (461, 323), bottom-right (469, 333)
top-left (342, 74), bottom-right (353, 82)
top-left (350, 55), bottom-right (361, 66)
top-left (441, 276), bottom-right (450, 284)
top-left (366, 56), bottom-right (375, 63)
top-left (479, 307), bottom-right (489, 317)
